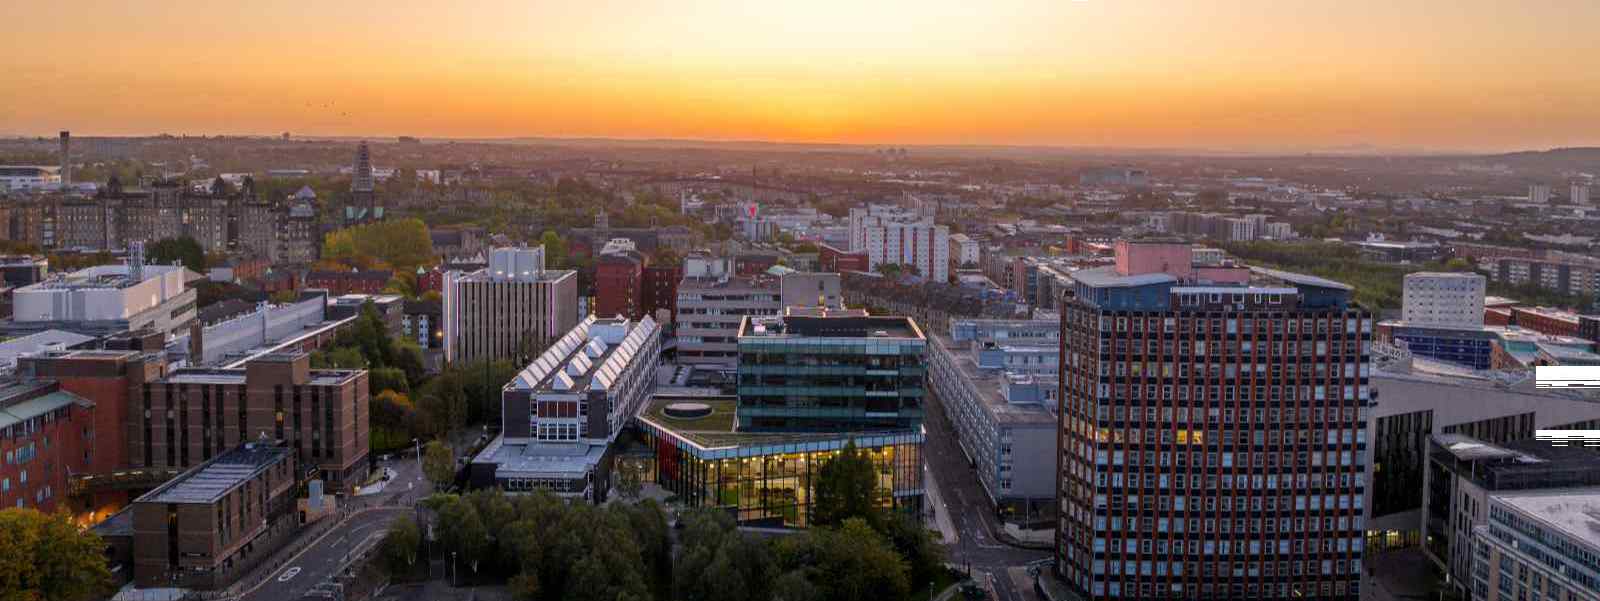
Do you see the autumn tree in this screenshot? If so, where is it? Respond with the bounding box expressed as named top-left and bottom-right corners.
top-left (0, 508), bottom-right (113, 601)
top-left (145, 236), bottom-right (207, 272)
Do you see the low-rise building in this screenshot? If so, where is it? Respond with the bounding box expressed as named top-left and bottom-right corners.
top-left (130, 442), bottom-right (297, 589)
top-left (0, 381), bottom-right (93, 512)
top-left (469, 315), bottom-right (661, 500)
top-left (4, 256), bottom-right (195, 338)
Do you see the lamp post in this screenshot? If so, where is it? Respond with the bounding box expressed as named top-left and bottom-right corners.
top-left (452, 552), bottom-right (458, 587)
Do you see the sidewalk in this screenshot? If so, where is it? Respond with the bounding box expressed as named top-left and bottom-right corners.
top-left (924, 469), bottom-right (961, 545)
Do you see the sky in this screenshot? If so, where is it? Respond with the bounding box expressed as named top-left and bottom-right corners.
top-left (4, 0), bottom-right (1600, 152)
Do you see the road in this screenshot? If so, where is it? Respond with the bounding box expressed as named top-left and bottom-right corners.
top-left (924, 389), bottom-right (1052, 601)
top-left (238, 456), bottom-right (429, 601)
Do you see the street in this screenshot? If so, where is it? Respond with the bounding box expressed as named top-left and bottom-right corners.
top-left (923, 389), bottom-right (1052, 601)
top-left (236, 455), bottom-right (429, 601)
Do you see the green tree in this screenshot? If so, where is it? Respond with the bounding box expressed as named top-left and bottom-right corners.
top-left (145, 236), bottom-right (207, 272)
top-left (811, 441), bottom-right (881, 528)
top-left (422, 440), bottom-right (456, 490)
top-left (378, 515), bottom-right (421, 579)
top-left (369, 367), bottom-right (410, 396)
top-left (615, 456), bottom-right (645, 500)
top-left (787, 518), bottom-right (910, 601)
top-left (539, 230), bottom-right (568, 268)
top-left (436, 495), bottom-right (491, 581)
top-left (0, 508), bottom-right (114, 601)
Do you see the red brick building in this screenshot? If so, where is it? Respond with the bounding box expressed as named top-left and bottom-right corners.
top-left (595, 249), bottom-right (646, 319)
top-left (818, 243), bottom-right (868, 273)
top-left (1510, 306), bottom-right (1583, 338)
top-left (305, 270), bottom-right (393, 295)
top-left (642, 264), bottom-right (683, 324)
top-left (0, 381), bottom-right (94, 513)
top-left (417, 266), bottom-right (446, 294)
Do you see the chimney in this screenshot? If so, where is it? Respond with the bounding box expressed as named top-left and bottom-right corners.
top-left (58, 131), bottom-right (71, 189)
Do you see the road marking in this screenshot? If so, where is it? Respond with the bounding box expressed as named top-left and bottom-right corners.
top-left (276, 567), bottom-right (301, 582)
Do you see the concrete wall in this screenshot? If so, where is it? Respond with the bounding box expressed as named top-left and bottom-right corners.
top-left (199, 296), bottom-right (326, 365)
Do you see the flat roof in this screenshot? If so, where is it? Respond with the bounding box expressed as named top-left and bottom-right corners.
top-left (160, 366), bottom-right (362, 387)
top-left (932, 335), bottom-right (1055, 426)
top-left (739, 315), bottom-right (924, 340)
top-left (637, 396), bottom-right (924, 451)
top-left (1493, 488), bottom-right (1600, 550)
top-left (1069, 267), bottom-right (1176, 288)
top-left (137, 443), bottom-right (288, 505)
top-left (471, 435), bottom-right (607, 479)
top-left (1249, 267), bottom-right (1354, 291)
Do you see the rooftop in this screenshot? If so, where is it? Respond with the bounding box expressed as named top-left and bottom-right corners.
top-left (1069, 266), bottom-right (1177, 288)
top-left (738, 315), bottom-right (924, 340)
top-left (0, 384), bottom-right (90, 431)
top-left (1493, 488), bottom-right (1600, 550)
top-left (1248, 266), bottom-right (1354, 291)
top-left (137, 443), bottom-right (289, 505)
top-left (507, 315), bottom-right (659, 394)
top-left (638, 395), bottom-right (922, 450)
top-left (471, 435), bottom-right (608, 480)
top-left (160, 365), bottom-right (362, 387)
top-left (932, 334), bottom-right (1056, 426)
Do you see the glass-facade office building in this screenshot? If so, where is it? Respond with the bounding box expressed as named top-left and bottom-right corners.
top-left (736, 315), bottom-right (927, 432)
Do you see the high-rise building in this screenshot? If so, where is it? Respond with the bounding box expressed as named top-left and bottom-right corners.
top-left (849, 205), bottom-right (950, 283)
top-left (1401, 272), bottom-right (1485, 329)
top-left (442, 246), bottom-right (579, 364)
top-left (1573, 183), bottom-right (1592, 206)
top-left (58, 131), bottom-right (70, 189)
top-left (1055, 241), bottom-right (1371, 601)
top-left (1529, 183), bottom-right (1552, 205)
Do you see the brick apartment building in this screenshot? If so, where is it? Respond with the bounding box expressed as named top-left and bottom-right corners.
top-left (305, 270), bottom-right (393, 295)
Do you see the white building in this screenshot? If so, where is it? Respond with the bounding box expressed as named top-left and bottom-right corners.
top-left (675, 254), bottom-right (779, 369)
top-left (1572, 183), bottom-right (1591, 206)
top-left (1401, 272), bottom-right (1486, 329)
top-left (1529, 183), bottom-right (1552, 204)
top-left (7, 256), bottom-right (196, 338)
top-left (949, 233), bottom-right (980, 268)
top-left (442, 246), bottom-right (579, 364)
top-left (1471, 489), bottom-right (1600, 601)
top-left (848, 205), bottom-right (950, 282)
top-left (1262, 221), bottom-right (1295, 240)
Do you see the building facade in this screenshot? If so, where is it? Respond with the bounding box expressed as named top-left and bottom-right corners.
top-left (137, 352), bottom-right (369, 492)
top-left (442, 246), bottom-right (580, 365)
top-left (1055, 241), bottom-right (1371, 601)
top-left (0, 381), bottom-right (92, 512)
top-left (1471, 489), bottom-right (1600, 601)
top-left (469, 315), bottom-right (660, 501)
top-left (1401, 272), bottom-right (1486, 329)
top-left (130, 442), bottom-right (297, 589)
top-left (930, 319), bottom-right (1057, 518)
top-left (675, 254), bottom-right (780, 369)
top-left (5, 259), bottom-right (197, 338)
top-left (736, 315), bottom-right (927, 432)
top-left (848, 205), bottom-right (950, 282)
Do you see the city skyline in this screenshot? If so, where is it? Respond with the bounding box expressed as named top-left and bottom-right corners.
top-left (7, 0), bottom-right (1600, 152)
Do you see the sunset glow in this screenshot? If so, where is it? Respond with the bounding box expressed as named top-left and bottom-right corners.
top-left (6, 0), bottom-right (1600, 150)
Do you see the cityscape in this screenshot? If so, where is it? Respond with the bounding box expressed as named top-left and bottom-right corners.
top-left (5, 3), bottom-right (1600, 601)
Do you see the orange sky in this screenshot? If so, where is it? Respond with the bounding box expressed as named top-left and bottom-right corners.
top-left (5, 0), bottom-right (1600, 151)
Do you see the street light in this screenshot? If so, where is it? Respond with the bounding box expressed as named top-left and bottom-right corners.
top-left (411, 438), bottom-right (422, 469)
top-left (452, 552), bottom-right (458, 587)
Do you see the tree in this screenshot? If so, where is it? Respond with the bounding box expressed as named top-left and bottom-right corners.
top-left (422, 440), bottom-right (456, 490)
top-left (0, 508), bottom-right (114, 601)
top-left (811, 441), bottom-right (881, 528)
top-left (882, 511), bottom-right (947, 589)
top-left (378, 515), bottom-right (421, 579)
top-left (369, 367), bottom-right (410, 396)
top-left (145, 236), bottom-right (206, 272)
top-left (787, 518), bottom-right (910, 601)
top-left (210, 176), bottom-right (233, 196)
top-left (1444, 257), bottom-right (1475, 272)
top-left (615, 456), bottom-right (645, 500)
top-left (435, 496), bottom-right (491, 581)
top-left (539, 230), bottom-right (568, 268)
